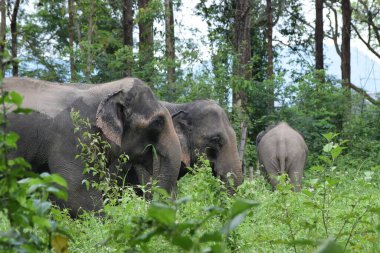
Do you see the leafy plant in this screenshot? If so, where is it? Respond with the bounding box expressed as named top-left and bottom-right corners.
top-left (70, 109), bottom-right (129, 205)
top-left (0, 82), bottom-right (69, 252)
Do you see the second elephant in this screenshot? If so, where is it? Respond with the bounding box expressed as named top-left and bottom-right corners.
top-left (256, 122), bottom-right (308, 191)
top-left (161, 100), bottom-right (243, 190)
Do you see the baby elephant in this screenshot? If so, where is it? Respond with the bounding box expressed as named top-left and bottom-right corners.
top-left (256, 122), bottom-right (308, 191)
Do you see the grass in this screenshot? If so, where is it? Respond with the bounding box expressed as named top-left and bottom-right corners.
top-left (33, 156), bottom-right (379, 253)
top-left (1, 139), bottom-right (379, 252)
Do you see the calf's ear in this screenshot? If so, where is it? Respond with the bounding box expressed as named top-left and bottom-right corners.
top-left (96, 90), bottom-right (131, 146)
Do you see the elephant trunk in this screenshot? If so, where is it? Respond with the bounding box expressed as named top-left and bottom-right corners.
top-left (154, 119), bottom-right (181, 194)
top-left (216, 144), bottom-right (243, 193)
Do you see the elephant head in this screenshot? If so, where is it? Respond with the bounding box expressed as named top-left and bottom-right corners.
top-left (96, 83), bottom-right (181, 194)
top-left (168, 100), bottom-right (243, 191)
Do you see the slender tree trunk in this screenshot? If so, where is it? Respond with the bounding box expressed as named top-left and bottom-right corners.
top-left (234, 0), bottom-right (251, 172)
top-left (86, 0), bottom-right (95, 82)
top-left (138, 0), bottom-right (154, 82)
top-left (0, 0), bottom-right (6, 76)
top-left (123, 0), bottom-right (133, 76)
top-left (165, 0), bottom-right (175, 98)
top-left (341, 0), bottom-right (351, 106)
top-left (68, 0), bottom-right (75, 81)
top-left (233, 0), bottom-right (251, 107)
top-left (10, 0), bottom-right (20, 77)
top-left (315, 0), bottom-right (324, 71)
top-left (266, 0), bottom-right (274, 112)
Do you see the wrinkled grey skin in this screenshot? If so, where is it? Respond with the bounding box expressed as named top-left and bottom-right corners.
top-left (4, 77), bottom-right (181, 216)
top-left (256, 122), bottom-right (308, 191)
top-left (161, 100), bottom-right (243, 191)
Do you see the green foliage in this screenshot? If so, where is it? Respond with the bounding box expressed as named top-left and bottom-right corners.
top-left (278, 71), bottom-right (348, 153)
top-left (235, 134), bottom-right (380, 252)
top-left (0, 83), bottom-right (68, 252)
top-left (70, 109), bottom-right (129, 205)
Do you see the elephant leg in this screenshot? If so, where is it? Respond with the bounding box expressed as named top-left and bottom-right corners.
top-left (288, 167), bottom-right (303, 192)
top-left (261, 156), bottom-right (281, 190)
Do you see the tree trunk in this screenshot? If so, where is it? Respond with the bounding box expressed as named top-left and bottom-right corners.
top-left (138, 0), bottom-right (154, 82)
top-left (234, 0), bottom-right (251, 173)
top-left (266, 0), bottom-right (274, 112)
top-left (68, 0), bottom-right (75, 81)
top-left (0, 0), bottom-right (6, 76)
top-left (341, 0), bottom-right (351, 104)
top-left (86, 0), bottom-right (95, 83)
top-left (123, 0), bottom-right (133, 76)
top-left (165, 0), bottom-right (175, 98)
top-left (233, 0), bottom-right (251, 107)
top-left (315, 0), bottom-right (324, 71)
top-left (10, 0), bottom-right (20, 77)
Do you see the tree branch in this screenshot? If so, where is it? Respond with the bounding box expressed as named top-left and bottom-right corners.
top-left (349, 82), bottom-right (380, 106)
top-left (351, 22), bottom-right (380, 59)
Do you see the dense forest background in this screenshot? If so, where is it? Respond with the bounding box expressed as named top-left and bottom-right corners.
top-left (1, 0), bottom-right (380, 171)
top-left (0, 0), bottom-right (380, 252)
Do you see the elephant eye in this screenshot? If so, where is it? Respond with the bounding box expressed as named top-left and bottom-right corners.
top-left (150, 116), bottom-right (165, 130)
top-left (147, 115), bottom-right (165, 142)
top-left (209, 135), bottom-right (223, 148)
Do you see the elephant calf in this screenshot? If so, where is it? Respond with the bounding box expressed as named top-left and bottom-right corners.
top-left (256, 122), bottom-right (308, 191)
top-left (5, 77), bottom-right (181, 217)
top-left (161, 100), bottom-right (243, 191)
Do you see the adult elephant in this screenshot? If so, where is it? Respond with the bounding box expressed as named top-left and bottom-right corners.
top-left (161, 100), bottom-right (243, 191)
top-left (4, 77), bottom-right (181, 217)
top-left (256, 122), bottom-right (308, 191)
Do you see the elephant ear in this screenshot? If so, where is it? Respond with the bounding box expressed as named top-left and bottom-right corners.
top-left (172, 111), bottom-right (191, 167)
top-left (96, 90), bottom-right (131, 146)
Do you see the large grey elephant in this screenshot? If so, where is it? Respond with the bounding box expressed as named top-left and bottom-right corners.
top-left (161, 100), bottom-right (243, 190)
top-left (4, 77), bottom-right (181, 216)
top-left (256, 122), bottom-right (308, 191)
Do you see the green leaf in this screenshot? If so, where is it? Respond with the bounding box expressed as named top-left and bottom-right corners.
top-left (49, 174), bottom-right (68, 188)
top-left (230, 198), bottom-right (259, 217)
top-left (33, 199), bottom-right (52, 215)
top-left (148, 202), bottom-right (176, 226)
top-left (12, 107), bottom-right (34, 114)
top-left (331, 146), bottom-right (344, 159)
top-left (314, 238), bottom-right (343, 253)
top-left (9, 91), bottom-right (24, 107)
top-left (209, 244), bottom-right (223, 253)
top-left (199, 231), bottom-right (223, 243)
top-left (323, 142), bottom-right (333, 153)
top-left (171, 235), bottom-right (193, 250)
top-left (47, 186), bottom-right (68, 201)
top-left (222, 212), bottom-right (247, 234)
top-left (32, 216), bottom-right (52, 230)
top-left (5, 132), bottom-right (20, 148)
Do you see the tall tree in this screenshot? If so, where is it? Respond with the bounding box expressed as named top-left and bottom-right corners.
top-left (341, 0), bottom-right (351, 102)
top-left (138, 0), bottom-right (154, 82)
top-left (10, 0), bottom-right (20, 76)
top-left (234, 0), bottom-right (251, 107)
top-left (266, 0), bottom-right (274, 111)
top-left (315, 0), bottom-right (324, 71)
top-left (234, 0), bottom-right (251, 164)
top-left (68, 0), bottom-right (75, 81)
top-left (123, 0), bottom-right (133, 76)
top-left (0, 0), bottom-right (5, 76)
top-left (165, 0), bottom-right (175, 97)
top-left (86, 0), bottom-right (95, 82)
